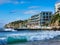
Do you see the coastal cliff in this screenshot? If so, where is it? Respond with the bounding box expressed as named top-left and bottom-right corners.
top-left (4, 20), bottom-right (28, 29)
top-left (4, 12), bottom-right (60, 29)
top-left (50, 12), bottom-right (60, 29)
top-left (50, 12), bottom-right (60, 26)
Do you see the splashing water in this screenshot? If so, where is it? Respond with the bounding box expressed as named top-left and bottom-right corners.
top-left (0, 31), bottom-right (60, 44)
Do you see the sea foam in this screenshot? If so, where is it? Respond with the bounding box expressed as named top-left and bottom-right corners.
top-left (0, 31), bottom-right (60, 44)
top-left (6, 31), bottom-right (60, 41)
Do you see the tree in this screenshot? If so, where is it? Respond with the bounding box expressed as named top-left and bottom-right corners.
top-left (50, 12), bottom-right (60, 26)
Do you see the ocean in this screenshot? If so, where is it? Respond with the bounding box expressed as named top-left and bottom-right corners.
top-left (0, 29), bottom-right (60, 45)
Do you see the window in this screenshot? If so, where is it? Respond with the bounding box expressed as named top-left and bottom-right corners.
top-left (46, 13), bottom-right (48, 15)
top-left (49, 13), bottom-right (51, 15)
top-left (49, 16), bottom-right (51, 18)
top-left (43, 12), bottom-right (45, 15)
top-left (46, 16), bottom-right (48, 18)
top-left (43, 16), bottom-right (45, 18)
top-left (45, 18), bottom-right (48, 20)
top-left (58, 7), bottom-right (60, 10)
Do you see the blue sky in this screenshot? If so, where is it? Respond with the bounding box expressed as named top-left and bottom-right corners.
top-left (0, 0), bottom-right (58, 27)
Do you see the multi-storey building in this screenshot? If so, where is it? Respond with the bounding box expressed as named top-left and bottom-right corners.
top-left (55, 2), bottom-right (60, 12)
top-left (27, 11), bottom-right (52, 28)
top-left (27, 14), bottom-right (40, 28)
top-left (40, 11), bottom-right (52, 26)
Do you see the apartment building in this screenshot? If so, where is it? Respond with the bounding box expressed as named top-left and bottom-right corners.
top-left (27, 11), bottom-right (52, 28)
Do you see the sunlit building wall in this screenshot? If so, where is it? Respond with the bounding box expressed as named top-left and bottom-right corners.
top-left (55, 2), bottom-right (60, 12)
top-left (27, 11), bottom-right (52, 28)
top-left (40, 12), bottom-right (52, 26)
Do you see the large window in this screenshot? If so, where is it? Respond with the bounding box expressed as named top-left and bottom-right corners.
top-left (49, 13), bottom-right (52, 15)
top-left (58, 7), bottom-right (60, 10)
top-left (43, 12), bottom-right (45, 15)
top-left (46, 13), bottom-right (48, 15)
top-left (43, 16), bottom-right (45, 18)
top-left (45, 16), bottom-right (48, 18)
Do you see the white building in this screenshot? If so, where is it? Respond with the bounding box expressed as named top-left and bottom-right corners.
top-left (27, 11), bottom-right (52, 28)
top-left (55, 2), bottom-right (60, 12)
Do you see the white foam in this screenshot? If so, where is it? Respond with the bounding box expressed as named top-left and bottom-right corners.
top-left (6, 31), bottom-right (60, 41)
top-left (0, 37), bottom-right (6, 40)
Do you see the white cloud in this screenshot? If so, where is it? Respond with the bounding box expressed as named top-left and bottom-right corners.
top-left (0, 0), bottom-right (28, 4)
top-left (20, 1), bottom-right (30, 4)
top-left (12, 1), bottom-right (26, 4)
top-left (29, 6), bottom-right (40, 9)
top-left (24, 10), bottom-right (40, 15)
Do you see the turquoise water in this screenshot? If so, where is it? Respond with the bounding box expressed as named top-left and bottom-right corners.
top-left (0, 30), bottom-right (60, 45)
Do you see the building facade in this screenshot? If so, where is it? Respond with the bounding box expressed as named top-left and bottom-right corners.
top-left (27, 11), bottom-right (52, 28)
top-left (55, 2), bottom-right (60, 12)
top-left (40, 12), bottom-right (52, 26)
top-left (27, 14), bottom-right (40, 28)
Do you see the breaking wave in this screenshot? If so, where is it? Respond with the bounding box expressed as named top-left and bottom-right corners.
top-left (7, 31), bottom-right (60, 40)
top-left (0, 31), bottom-right (60, 44)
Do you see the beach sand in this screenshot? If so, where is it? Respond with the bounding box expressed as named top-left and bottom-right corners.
top-left (8, 39), bottom-right (60, 45)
